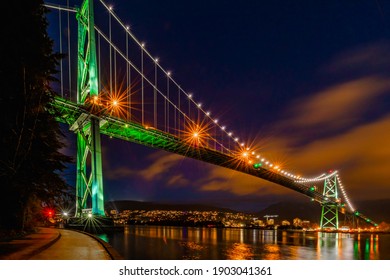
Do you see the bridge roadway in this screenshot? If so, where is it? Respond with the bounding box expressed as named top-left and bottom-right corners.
top-left (53, 98), bottom-right (326, 200)
top-left (0, 227), bottom-right (121, 260)
top-left (52, 97), bottom-right (376, 226)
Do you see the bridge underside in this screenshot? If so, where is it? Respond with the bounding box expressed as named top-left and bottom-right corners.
top-left (52, 98), bottom-right (331, 201)
top-left (51, 97), bottom-right (376, 226)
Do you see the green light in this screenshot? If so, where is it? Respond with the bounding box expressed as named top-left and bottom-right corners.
top-left (253, 163), bottom-right (262, 169)
top-left (309, 186), bottom-right (315, 191)
top-left (366, 219), bottom-right (371, 222)
top-left (354, 211), bottom-right (360, 216)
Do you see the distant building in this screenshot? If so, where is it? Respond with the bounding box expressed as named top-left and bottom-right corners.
top-left (293, 218), bottom-right (302, 227)
top-left (301, 220), bottom-right (310, 228)
top-left (253, 219), bottom-right (265, 227)
top-left (267, 219), bottom-right (275, 225)
top-left (282, 220), bottom-right (291, 226)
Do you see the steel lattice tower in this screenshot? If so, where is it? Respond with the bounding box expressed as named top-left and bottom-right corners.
top-left (72, 0), bottom-right (104, 217)
top-left (320, 174), bottom-right (339, 229)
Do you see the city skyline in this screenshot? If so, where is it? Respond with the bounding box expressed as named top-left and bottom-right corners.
top-left (53, 0), bottom-right (390, 214)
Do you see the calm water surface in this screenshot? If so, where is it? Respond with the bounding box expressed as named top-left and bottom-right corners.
top-left (97, 226), bottom-right (390, 260)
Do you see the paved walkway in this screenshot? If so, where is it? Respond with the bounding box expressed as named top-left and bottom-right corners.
top-left (0, 227), bottom-right (122, 260)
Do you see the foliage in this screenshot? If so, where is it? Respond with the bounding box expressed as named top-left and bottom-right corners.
top-left (0, 0), bottom-right (72, 230)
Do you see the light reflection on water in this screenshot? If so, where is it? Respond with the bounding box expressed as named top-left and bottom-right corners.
top-left (96, 226), bottom-right (390, 260)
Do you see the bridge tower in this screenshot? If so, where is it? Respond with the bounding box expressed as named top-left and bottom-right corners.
top-left (71, 0), bottom-right (104, 217)
top-left (320, 173), bottom-right (339, 229)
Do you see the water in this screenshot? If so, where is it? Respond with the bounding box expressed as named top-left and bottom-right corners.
top-left (97, 225), bottom-right (390, 260)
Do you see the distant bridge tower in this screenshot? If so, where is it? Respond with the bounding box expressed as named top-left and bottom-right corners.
top-left (320, 173), bottom-right (339, 229)
top-left (71, 0), bottom-right (105, 217)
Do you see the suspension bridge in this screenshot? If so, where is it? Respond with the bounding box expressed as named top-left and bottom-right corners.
top-left (45, 0), bottom-right (377, 230)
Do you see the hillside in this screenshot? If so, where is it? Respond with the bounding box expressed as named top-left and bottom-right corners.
top-left (256, 199), bottom-right (390, 223)
top-left (105, 200), bottom-right (237, 213)
top-left (105, 199), bottom-right (390, 224)
top-left (256, 201), bottom-right (321, 222)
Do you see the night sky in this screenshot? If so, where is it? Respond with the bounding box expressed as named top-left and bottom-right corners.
top-left (53, 0), bottom-right (390, 212)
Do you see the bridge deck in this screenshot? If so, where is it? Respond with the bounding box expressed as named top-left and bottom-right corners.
top-left (51, 97), bottom-right (376, 227)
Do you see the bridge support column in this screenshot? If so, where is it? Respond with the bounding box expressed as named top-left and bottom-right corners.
top-left (90, 117), bottom-right (104, 216)
top-left (73, 116), bottom-right (105, 217)
top-left (320, 174), bottom-right (339, 230)
top-left (75, 131), bottom-right (87, 215)
top-left (73, 0), bottom-right (104, 217)
top-left (320, 203), bottom-right (339, 229)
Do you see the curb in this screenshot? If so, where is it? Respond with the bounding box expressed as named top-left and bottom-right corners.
top-left (4, 228), bottom-right (61, 260)
top-left (69, 229), bottom-right (124, 260)
top-left (27, 231), bottom-right (62, 260)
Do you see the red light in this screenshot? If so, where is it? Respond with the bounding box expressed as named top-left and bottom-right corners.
top-left (45, 208), bottom-right (54, 217)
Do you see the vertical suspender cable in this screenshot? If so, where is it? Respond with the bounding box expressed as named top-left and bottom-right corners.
top-left (59, 9), bottom-right (63, 97)
top-left (141, 46), bottom-right (144, 125)
top-left (174, 95), bottom-right (176, 135)
top-left (154, 61), bottom-right (157, 128)
top-left (188, 96), bottom-right (191, 121)
top-left (221, 133), bottom-right (224, 153)
top-left (178, 87), bottom-right (181, 137)
top-left (167, 76), bottom-right (170, 133)
top-left (164, 83), bottom-right (167, 131)
top-left (129, 48), bottom-right (131, 121)
top-left (214, 125), bottom-right (217, 150)
top-left (197, 105), bottom-right (200, 124)
top-left (67, 0), bottom-right (72, 101)
top-left (109, 11), bottom-right (112, 96)
top-left (98, 33), bottom-right (101, 94)
top-left (126, 30), bottom-right (129, 120)
top-left (114, 51), bottom-right (117, 94)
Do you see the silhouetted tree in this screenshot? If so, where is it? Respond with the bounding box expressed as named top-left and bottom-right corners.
top-left (0, 0), bottom-right (71, 230)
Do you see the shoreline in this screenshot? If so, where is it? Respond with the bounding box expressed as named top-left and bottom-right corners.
top-left (65, 223), bottom-right (390, 235)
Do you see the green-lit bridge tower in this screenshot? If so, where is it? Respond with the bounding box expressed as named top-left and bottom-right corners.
top-left (320, 173), bottom-right (339, 229)
top-left (71, 0), bottom-right (104, 217)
